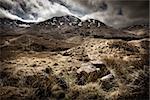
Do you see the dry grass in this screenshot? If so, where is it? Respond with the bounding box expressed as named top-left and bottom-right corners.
top-left (102, 56), bottom-right (149, 100)
top-left (0, 36), bottom-right (149, 100)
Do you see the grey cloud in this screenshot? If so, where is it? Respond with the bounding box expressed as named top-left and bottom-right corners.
top-left (108, 0), bottom-right (149, 18)
top-left (66, 0), bottom-right (149, 17)
top-left (64, 0), bottom-right (149, 28)
top-left (0, 0), bottom-right (149, 28)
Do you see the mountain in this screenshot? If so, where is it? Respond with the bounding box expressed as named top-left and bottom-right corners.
top-left (37, 15), bottom-right (106, 28)
top-left (28, 15), bottom-right (146, 40)
top-left (37, 15), bottom-right (81, 26)
top-left (0, 18), bottom-right (31, 26)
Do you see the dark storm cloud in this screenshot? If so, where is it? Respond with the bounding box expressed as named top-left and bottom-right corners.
top-left (64, 0), bottom-right (149, 28)
top-left (68, 0), bottom-right (149, 18)
top-left (0, 0), bottom-right (149, 28)
top-left (109, 0), bottom-right (149, 18)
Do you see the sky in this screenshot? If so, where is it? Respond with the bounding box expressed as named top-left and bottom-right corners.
top-left (0, 0), bottom-right (149, 28)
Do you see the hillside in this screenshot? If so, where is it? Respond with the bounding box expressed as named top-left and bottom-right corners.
top-left (0, 16), bottom-right (149, 100)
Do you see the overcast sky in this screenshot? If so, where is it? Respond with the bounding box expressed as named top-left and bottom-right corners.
top-left (0, 0), bottom-right (149, 28)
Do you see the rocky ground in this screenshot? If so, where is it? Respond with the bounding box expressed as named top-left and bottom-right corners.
top-left (0, 16), bottom-right (149, 100)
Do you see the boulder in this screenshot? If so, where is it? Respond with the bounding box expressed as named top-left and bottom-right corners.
top-left (77, 63), bottom-right (100, 74)
top-left (91, 60), bottom-right (110, 78)
top-left (76, 61), bottom-right (111, 85)
top-left (76, 63), bottom-right (100, 85)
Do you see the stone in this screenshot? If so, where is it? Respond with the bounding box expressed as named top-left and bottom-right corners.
top-left (55, 77), bottom-right (68, 90)
top-left (31, 64), bottom-right (37, 67)
top-left (45, 67), bottom-right (52, 74)
top-left (53, 63), bottom-right (58, 66)
top-left (90, 60), bottom-right (110, 78)
top-left (76, 63), bottom-right (100, 84)
top-left (100, 74), bottom-right (114, 81)
top-left (101, 78), bottom-right (118, 92)
top-left (77, 63), bottom-right (99, 74)
top-left (90, 60), bottom-right (106, 68)
top-left (76, 74), bottom-right (87, 85)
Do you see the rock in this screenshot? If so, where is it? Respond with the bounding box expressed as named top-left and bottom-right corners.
top-left (53, 63), bottom-right (58, 66)
top-left (76, 63), bottom-right (100, 84)
top-left (44, 67), bottom-right (52, 74)
top-left (100, 74), bottom-right (114, 81)
top-left (55, 77), bottom-right (68, 90)
top-left (90, 60), bottom-right (106, 68)
top-left (42, 60), bottom-right (46, 63)
top-left (76, 74), bottom-right (87, 85)
top-left (91, 60), bottom-right (110, 78)
top-left (101, 78), bottom-right (118, 92)
top-left (30, 64), bottom-right (37, 67)
top-left (77, 63), bottom-right (100, 74)
top-left (76, 61), bottom-right (111, 85)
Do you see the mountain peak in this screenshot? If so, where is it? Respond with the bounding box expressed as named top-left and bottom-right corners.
top-left (37, 15), bottom-right (107, 28)
top-left (83, 19), bottom-right (106, 27)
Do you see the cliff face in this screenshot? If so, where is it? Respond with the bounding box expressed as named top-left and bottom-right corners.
top-left (0, 16), bottom-right (149, 100)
